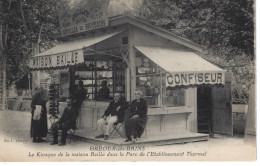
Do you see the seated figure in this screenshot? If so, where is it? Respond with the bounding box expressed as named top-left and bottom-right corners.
top-left (95, 80), bottom-right (110, 101)
top-left (124, 91), bottom-right (148, 143)
top-left (50, 98), bottom-right (78, 146)
top-left (95, 93), bottom-right (127, 140)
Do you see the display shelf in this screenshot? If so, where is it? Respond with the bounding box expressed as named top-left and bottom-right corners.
top-left (136, 73), bottom-right (160, 77)
top-left (75, 58), bottom-right (126, 100)
top-left (96, 77), bottom-right (114, 79)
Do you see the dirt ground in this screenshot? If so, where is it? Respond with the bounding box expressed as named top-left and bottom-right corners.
top-left (0, 110), bottom-right (256, 162)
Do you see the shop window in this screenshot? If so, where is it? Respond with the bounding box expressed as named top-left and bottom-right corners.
top-left (163, 88), bottom-right (185, 107)
top-left (75, 54), bottom-right (126, 101)
top-left (136, 56), bottom-right (161, 107)
top-left (136, 54), bottom-right (186, 107)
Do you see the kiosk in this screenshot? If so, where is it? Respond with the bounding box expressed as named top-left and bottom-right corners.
top-left (29, 14), bottom-right (232, 144)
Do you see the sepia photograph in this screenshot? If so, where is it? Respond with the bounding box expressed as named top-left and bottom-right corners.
top-left (0, 0), bottom-right (256, 162)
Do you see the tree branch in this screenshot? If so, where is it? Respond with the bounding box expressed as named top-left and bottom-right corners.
top-left (0, 12), bottom-right (9, 17)
top-left (37, 24), bottom-right (43, 43)
top-left (8, 0), bottom-right (12, 9)
top-left (19, 0), bottom-right (31, 36)
top-left (3, 24), bottom-right (8, 49)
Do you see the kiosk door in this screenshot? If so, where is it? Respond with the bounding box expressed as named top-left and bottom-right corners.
top-left (211, 73), bottom-right (233, 136)
top-left (197, 86), bottom-right (212, 134)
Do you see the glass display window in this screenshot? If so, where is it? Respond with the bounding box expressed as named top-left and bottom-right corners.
top-left (136, 55), bottom-right (161, 107)
top-left (163, 88), bottom-right (185, 107)
top-left (75, 54), bottom-right (126, 101)
top-left (136, 53), bottom-right (186, 108)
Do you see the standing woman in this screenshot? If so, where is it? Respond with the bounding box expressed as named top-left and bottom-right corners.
top-left (124, 91), bottom-right (148, 143)
top-left (30, 87), bottom-right (48, 143)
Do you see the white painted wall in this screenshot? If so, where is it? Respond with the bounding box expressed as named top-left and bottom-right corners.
top-left (186, 87), bottom-right (198, 133)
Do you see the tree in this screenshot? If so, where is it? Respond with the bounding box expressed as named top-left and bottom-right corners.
top-left (0, 0), bottom-right (13, 110)
top-left (134, 0), bottom-right (255, 103)
top-left (0, 0), bottom-right (70, 110)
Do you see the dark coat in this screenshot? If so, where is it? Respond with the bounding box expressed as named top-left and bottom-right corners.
top-left (103, 99), bottom-right (128, 123)
top-left (129, 98), bottom-right (148, 119)
top-left (96, 87), bottom-right (110, 100)
top-left (30, 90), bottom-right (48, 138)
top-left (74, 87), bottom-right (87, 107)
top-left (125, 98), bottom-right (148, 138)
top-left (58, 106), bottom-right (78, 127)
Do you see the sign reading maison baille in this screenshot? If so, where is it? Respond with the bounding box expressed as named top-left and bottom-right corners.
top-left (29, 50), bottom-right (84, 69)
top-left (166, 72), bottom-right (225, 87)
top-left (59, 0), bottom-right (110, 37)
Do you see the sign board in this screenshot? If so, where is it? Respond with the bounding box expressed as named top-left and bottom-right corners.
top-left (59, 0), bottom-right (110, 37)
top-left (166, 72), bottom-right (225, 87)
top-left (29, 50), bottom-right (84, 69)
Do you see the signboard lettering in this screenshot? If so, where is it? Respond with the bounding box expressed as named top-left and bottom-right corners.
top-left (166, 72), bottom-right (225, 87)
top-left (29, 50), bottom-right (84, 69)
top-left (59, 0), bottom-right (110, 37)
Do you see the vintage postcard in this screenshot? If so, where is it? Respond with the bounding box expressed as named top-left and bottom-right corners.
top-left (0, 0), bottom-right (256, 162)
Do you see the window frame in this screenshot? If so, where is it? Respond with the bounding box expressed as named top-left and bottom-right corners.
top-left (135, 54), bottom-right (186, 108)
top-left (75, 54), bottom-right (126, 101)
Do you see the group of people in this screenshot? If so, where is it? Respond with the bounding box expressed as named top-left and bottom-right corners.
top-left (31, 80), bottom-right (148, 146)
top-left (30, 81), bottom-right (87, 146)
top-left (95, 91), bottom-right (148, 143)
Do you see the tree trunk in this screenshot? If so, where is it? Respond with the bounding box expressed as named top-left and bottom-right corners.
top-left (0, 24), bottom-right (7, 111)
top-left (1, 51), bottom-right (6, 111)
top-left (0, 50), bottom-right (7, 111)
top-left (31, 41), bottom-right (40, 91)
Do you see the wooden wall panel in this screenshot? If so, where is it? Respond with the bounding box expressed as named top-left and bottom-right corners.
top-left (185, 88), bottom-right (198, 133)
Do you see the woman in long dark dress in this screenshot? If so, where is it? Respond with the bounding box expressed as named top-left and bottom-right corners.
top-left (124, 91), bottom-right (148, 143)
top-left (30, 88), bottom-right (48, 143)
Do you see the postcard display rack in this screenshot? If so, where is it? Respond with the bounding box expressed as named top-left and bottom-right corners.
top-left (48, 84), bottom-right (60, 118)
top-left (136, 56), bottom-right (161, 107)
top-left (75, 59), bottom-right (125, 100)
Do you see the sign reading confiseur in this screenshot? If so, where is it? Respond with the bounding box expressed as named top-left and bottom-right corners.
top-left (59, 0), bottom-right (110, 37)
top-left (166, 72), bottom-right (225, 87)
top-left (29, 50), bottom-right (84, 69)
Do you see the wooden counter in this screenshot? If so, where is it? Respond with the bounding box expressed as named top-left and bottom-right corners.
top-left (74, 100), bottom-right (194, 138)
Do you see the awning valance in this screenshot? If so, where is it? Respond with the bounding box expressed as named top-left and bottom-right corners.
top-left (135, 46), bottom-right (226, 87)
top-left (29, 31), bottom-right (122, 70)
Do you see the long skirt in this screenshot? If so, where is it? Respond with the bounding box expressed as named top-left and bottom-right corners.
top-left (30, 105), bottom-right (48, 138)
top-left (125, 117), bottom-right (147, 138)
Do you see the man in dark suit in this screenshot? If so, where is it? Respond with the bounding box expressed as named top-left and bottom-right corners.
top-left (50, 98), bottom-right (78, 146)
top-left (74, 80), bottom-right (87, 109)
top-left (95, 80), bottom-right (110, 100)
top-left (95, 93), bottom-right (127, 140)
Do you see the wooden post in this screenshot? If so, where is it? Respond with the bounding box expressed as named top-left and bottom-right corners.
top-left (159, 69), bottom-right (163, 107)
top-left (125, 68), bottom-right (131, 102)
top-left (128, 27), bottom-right (136, 100)
top-left (244, 84), bottom-right (256, 145)
top-left (120, 50), bottom-right (130, 101)
top-left (185, 88), bottom-right (198, 132)
top-left (69, 66), bottom-right (75, 98)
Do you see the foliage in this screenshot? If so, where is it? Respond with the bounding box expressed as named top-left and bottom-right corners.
top-left (1, 0), bottom-right (70, 86)
top-left (133, 0), bottom-right (255, 104)
top-left (1, 0), bottom-right (255, 104)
